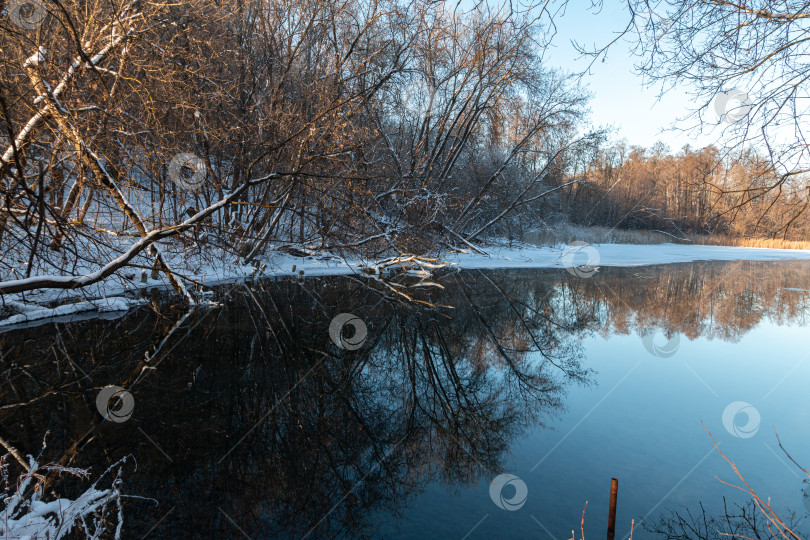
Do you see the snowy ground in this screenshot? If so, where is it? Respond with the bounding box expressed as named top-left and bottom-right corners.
top-left (227, 242), bottom-right (810, 276)
top-left (3, 242), bottom-right (810, 330)
top-left (257, 242), bottom-right (810, 277)
top-left (445, 242), bottom-right (810, 269)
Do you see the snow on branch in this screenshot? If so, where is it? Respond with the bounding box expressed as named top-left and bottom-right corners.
top-left (0, 452), bottom-right (134, 539)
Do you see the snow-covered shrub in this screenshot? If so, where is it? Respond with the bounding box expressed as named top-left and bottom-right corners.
top-left (0, 454), bottom-right (130, 539)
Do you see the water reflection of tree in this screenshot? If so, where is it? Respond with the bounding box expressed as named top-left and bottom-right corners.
top-left (0, 271), bottom-right (592, 537)
top-left (1, 261), bottom-right (809, 537)
top-left (562, 261), bottom-right (810, 342)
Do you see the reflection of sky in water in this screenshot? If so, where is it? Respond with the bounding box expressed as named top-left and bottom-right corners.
top-left (378, 320), bottom-right (810, 539)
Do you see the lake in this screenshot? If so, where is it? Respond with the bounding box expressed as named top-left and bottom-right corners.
top-left (2, 260), bottom-right (809, 538)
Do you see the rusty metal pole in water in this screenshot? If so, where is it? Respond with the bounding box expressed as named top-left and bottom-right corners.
top-left (607, 478), bottom-right (618, 540)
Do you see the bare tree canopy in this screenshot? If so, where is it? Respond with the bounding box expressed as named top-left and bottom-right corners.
top-left (0, 0), bottom-right (595, 300)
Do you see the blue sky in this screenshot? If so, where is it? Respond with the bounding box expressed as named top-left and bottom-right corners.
top-left (543, 1), bottom-right (721, 151)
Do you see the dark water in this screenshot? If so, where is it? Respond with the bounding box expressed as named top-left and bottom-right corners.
top-left (2, 261), bottom-right (810, 538)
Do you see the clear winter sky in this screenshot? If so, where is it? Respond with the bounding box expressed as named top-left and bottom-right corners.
top-left (542, 1), bottom-right (721, 152)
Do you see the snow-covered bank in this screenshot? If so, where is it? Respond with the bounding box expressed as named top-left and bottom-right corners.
top-left (3, 242), bottom-right (810, 330)
top-left (444, 242), bottom-right (810, 269)
top-left (234, 242), bottom-right (810, 277)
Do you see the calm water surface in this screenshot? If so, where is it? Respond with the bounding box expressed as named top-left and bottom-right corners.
top-left (2, 261), bottom-right (809, 538)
